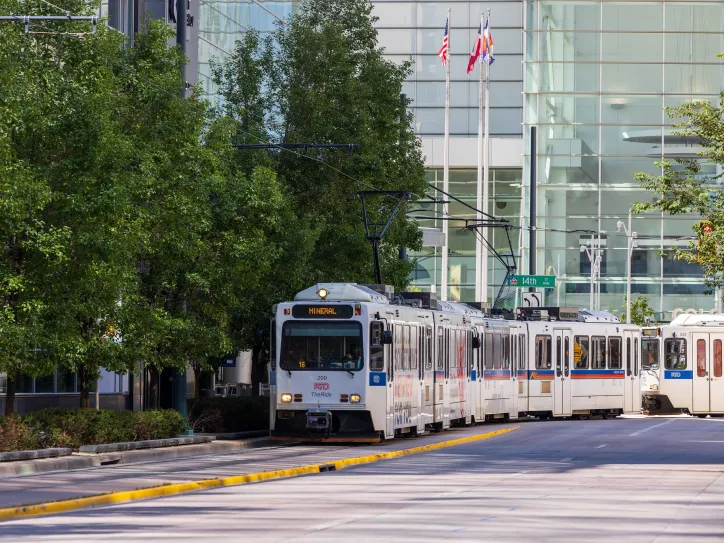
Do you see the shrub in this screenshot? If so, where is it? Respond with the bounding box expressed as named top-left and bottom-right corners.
top-left (0, 408), bottom-right (188, 451)
top-left (0, 415), bottom-right (39, 452)
top-left (133, 410), bottom-right (187, 441)
top-left (187, 396), bottom-right (269, 433)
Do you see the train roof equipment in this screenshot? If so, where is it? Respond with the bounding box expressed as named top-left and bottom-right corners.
top-left (515, 307), bottom-right (620, 323)
top-left (293, 283), bottom-right (390, 304)
top-left (669, 313), bottom-right (724, 327)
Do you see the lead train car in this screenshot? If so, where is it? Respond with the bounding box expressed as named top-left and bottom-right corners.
top-left (641, 314), bottom-right (724, 417)
top-left (270, 283), bottom-right (491, 442)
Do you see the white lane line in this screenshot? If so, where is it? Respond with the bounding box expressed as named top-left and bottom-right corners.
top-left (561, 457), bottom-right (573, 462)
top-left (629, 418), bottom-right (676, 437)
top-left (595, 444), bottom-right (607, 449)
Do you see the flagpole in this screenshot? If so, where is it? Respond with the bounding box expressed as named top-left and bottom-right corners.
top-left (475, 11), bottom-right (484, 304)
top-left (481, 9), bottom-right (491, 307)
top-left (440, 7), bottom-right (450, 302)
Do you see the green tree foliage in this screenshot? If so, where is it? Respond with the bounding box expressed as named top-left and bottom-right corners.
top-left (0, 0), bottom-right (291, 408)
top-left (620, 296), bottom-right (655, 326)
top-left (213, 0), bottom-right (427, 387)
top-left (634, 65), bottom-right (724, 296)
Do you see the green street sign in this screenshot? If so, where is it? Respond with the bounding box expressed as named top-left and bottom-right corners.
top-left (508, 275), bottom-right (556, 288)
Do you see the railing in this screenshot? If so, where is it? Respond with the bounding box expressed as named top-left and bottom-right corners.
top-left (258, 383), bottom-right (271, 397)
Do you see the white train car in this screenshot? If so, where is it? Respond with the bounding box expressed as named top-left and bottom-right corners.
top-left (641, 314), bottom-right (724, 417)
top-left (516, 308), bottom-right (641, 419)
top-left (270, 283), bottom-right (478, 442)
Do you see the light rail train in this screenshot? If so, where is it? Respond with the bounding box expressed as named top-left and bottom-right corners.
top-left (270, 283), bottom-right (642, 442)
top-left (641, 314), bottom-right (724, 417)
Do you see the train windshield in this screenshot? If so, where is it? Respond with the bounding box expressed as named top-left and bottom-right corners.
top-left (280, 321), bottom-right (363, 371)
top-left (641, 338), bottom-right (660, 370)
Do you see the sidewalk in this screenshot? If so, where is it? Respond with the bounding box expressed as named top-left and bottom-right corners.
top-left (0, 432), bottom-right (272, 480)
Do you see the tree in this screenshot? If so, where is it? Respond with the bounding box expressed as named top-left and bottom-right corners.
top-left (213, 0), bottom-right (427, 391)
top-left (620, 296), bottom-right (655, 326)
top-left (633, 61), bottom-right (724, 297)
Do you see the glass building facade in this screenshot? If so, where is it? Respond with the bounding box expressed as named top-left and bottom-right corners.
top-left (373, 1), bottom-right (524, 137)
top-left (524, 0), bottom-right (724, 319)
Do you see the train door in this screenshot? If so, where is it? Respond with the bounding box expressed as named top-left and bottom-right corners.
top-left (553, 329), bottom-right (572, 416)
top-left (517, 330), bottom-right (528, 414)
top-left (386, 322), bottom-right (395, 437)
top-left (623, 331), bottom-right (636, 413)
top-left (692, 333), bottom-right (724, 414)
top-left (509, 329), bottom-right (519, 418)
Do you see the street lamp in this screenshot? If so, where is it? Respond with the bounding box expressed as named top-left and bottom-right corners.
top-left (580, 240), bottom-right (595, 310)
top-left (617, 210), bottom-right (638, 324)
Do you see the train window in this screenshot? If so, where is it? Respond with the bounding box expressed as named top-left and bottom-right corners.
top-left (574, 336), bottom-right (589, 369)
top-left (715, 340), bottom-right (722, 378)
top-left (564, 337), bottom-right (570, 377)
top-left (555, 336), bottom-right (562, 376)
top-left (664, 339), bottom-right (687, 370)
top-left (519, 336), bottom-right (526, 371)
top-left (485, 332), bottom-right (494, 370)
top-left (642, 338), bottom-right (660, 370)
top-left (697, 340), bottom-right (706, 377)
top-left (535, 335), bottom-right (552, 370)
top-left (607, 338), bottom-right (620, 369)
top-left (511, 334), bottom-right (517, 373)
top-left (494, 333), bottom-right (502, 370)
top-left (626, 338), bottom-right (632, 376)
top-left (469, 331), bottom-right (475, 374)
top-left (426, 326), bottom-right (433, 371)
top-left (503, 334), bottom-right (510, 370)
top-left (609, 338), bottom-right (622, 369)
top-left (369, 322), bottom-right (384, 371)
top-left (437, 327), bottom-right (444, 370)
top-left (591, 336), bottom-right (606, 369)
top-left (634, 338), bottom-right (639, 376)
top-left (280, 321), bottom-right (363, 371)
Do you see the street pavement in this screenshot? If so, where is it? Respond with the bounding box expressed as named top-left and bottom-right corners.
top-left (2, 415), bottom-right (724, 541)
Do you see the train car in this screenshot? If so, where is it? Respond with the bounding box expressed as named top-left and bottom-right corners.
top-left (270, 283), bottom-right (479, 442)
top-left (467, 312), bottom-right (517, 422)
top-left (641, 314), bottom-right (724, 417)
top-left (516, 308), bottom-right (641, 419)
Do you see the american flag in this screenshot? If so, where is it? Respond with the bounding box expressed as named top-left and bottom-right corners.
top-left (437, 17), bottom-right (449, 66)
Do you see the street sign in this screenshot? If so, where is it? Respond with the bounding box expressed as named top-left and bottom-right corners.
top-left (521, 292), bottom-right (542, 307)
top-left (508, 275), bottom-right (556, 288)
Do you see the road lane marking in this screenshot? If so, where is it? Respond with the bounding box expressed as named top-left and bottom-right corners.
top-left (629, 419), bottom-right (675, 437)
top-left (595, 444), bottom-right (607, 449)
top-left (0, 426), bottom-right (519, 523)
top-left (561, 457), bottom-right (573, 461)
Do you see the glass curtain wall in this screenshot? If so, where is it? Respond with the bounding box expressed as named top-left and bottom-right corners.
top-left (410, 168), bottom-right (523, 303)
top-left (373, 1), bottom-right (524, 137)
top-left (524, 0), bottom-right (724, 319)
top-left (198, 0), bottom-right (296, 102)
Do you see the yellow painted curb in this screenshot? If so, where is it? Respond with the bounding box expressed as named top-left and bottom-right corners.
top-left (0, 425), bottom-right (518, 522)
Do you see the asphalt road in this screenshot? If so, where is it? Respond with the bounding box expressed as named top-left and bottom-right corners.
top-left (2, 415), bottom-right (724, 542)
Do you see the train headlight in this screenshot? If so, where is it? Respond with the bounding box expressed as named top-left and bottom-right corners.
top-left (350, 394), bottom-right (361, 403)
top-left (650, 384), bottom-right (658, 391)
top-left (281, 393), bottom-right (292, 403)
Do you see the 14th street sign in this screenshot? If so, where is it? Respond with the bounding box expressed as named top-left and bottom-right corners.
top-left (508, 275), bottom-right (556, 288)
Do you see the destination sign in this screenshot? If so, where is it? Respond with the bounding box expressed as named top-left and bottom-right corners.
top-left (291, 305), bottom-right (354, 319)
top-left (642, 328), bottom-right (658, 337)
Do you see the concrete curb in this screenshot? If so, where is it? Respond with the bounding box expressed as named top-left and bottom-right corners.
top-left (0, 436), bottom-right (274, 480)
top-left (79, 435), bottom-right (215, 453)
top-left (0, 448), bottom-right (72, 463)
top-left (0, 426), bottom-right (518, 522)
top-left (196, 430), bottom-right (268, 440)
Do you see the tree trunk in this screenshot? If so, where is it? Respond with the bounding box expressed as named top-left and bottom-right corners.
top-left (193, 365), bottom-right (200, 399)
top-left (79, 364), bottom-right (90, 408)
top-left (251, 343), bottom-right (262, 397)
top-left (4, 373), bottom-right (16, 416)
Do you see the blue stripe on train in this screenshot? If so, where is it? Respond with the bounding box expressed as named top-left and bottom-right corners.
top-left (471, 369), bottom-right (477, 381)
top-left (570, 369), bottom-right (625, 376)
top-left (664, 370), bottom-right (693, 380)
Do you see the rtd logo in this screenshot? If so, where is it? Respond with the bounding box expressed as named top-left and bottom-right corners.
top-left (314, 382), bottom-right (330, 391)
